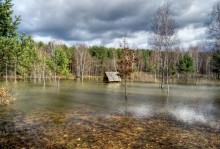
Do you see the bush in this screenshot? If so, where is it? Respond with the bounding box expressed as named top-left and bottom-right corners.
top-left (0, 87), bottom-right (16, 105)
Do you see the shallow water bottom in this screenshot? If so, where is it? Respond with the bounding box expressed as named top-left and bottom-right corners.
top-left (0, 81), bottom-right (220, 148)
top-left (0, 108), bottom-right (220, 149)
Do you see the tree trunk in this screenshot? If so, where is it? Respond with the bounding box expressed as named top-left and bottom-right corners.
top-left (34, 61), bottom-right (36, 83)
top-left (43, 58), bottom-right (46, 86)
top-left (113, 50), bottom-right (117, 72)
top-left (54, 71), bottom-right (57, 82)
top-left (81, 72), bottom-right (84, 82)
top-left (160, 52), bottom-right (165, 89)
top-left (166, 65), bottom-right (169, 93)
top-left (5, 62), bottom-right (8, 83)
top-left (76, 57), bottom-right (80, 78)
top-left (166, 52), bottom-right (169, 93)
top-left (38, 72), bottom-right (41, 82)
top-left (125, 75), bottom-right (127, 100)
top-left (14, 63), bottom-right (17, 83)
top-left (161, 67), bottom-right (164, 89)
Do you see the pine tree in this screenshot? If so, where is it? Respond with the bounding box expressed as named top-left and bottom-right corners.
top-left (210, 49), bottom-right (220, 79)
top-left (0, 0), bottom-right (21, 38)
top-left (178, 53), bottom-right (194, 74)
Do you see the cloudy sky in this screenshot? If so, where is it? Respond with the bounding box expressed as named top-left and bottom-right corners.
top-left (12, 0), bottom-right (216, 49)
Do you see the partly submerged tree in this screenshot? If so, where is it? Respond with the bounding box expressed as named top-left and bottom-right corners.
top-left (117, 38), bottom-right (138, 99)
top-left (75, 45), bottom-right (90, 82)
top-left (149, 3), bottom-right (179, 92)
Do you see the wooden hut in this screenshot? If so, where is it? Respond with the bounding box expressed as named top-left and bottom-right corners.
top-left (103, 72), bottom-right (121, 83)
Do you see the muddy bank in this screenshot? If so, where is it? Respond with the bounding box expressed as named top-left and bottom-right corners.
top-left (0, 110), bottom-right (219, 149)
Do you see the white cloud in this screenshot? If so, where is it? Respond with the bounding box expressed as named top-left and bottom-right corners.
top-left (105, 31), bottom-right (149, 49)
top-left (178, 25), bottom-right (206, 48)
top-left (33, 36), bottom-right (53, 43)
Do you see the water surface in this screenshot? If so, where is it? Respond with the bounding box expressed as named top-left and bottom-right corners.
top-left (1, 80), bottom-right (220, 130)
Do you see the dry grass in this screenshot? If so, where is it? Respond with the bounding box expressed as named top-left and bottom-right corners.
top-left (0, 86), bottom-right (17, 105)
top-left (0, 110), bottom-right (219, 149)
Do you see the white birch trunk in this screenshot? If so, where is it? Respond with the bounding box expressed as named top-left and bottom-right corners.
top-left (14, 63), bottom-right (17, 83)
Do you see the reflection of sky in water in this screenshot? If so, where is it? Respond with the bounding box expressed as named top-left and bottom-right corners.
top-left (129, 105), bottom-right (153, 118)
top-left (117, 105), bottom-right (154, 118)
top-left (172, 108), bottom-right (206, 123)
top-left (119, 103), bottom-right (220, 129)
top-left (170, 105), bottom-right (220, 129)
top-left (112, 83), bottom-right (220, 129)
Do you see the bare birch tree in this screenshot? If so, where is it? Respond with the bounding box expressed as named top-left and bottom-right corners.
top-left (206, 1), bottom-right (220, 78)
top-left (207, 1), bottom-right (220, 45)
top-left (75, 44), bottom-right (89, 82)
top-left (149, 3), bottom-right (179, 92)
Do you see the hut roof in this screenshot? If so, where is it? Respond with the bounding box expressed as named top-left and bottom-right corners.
top-left (104, 72), bottom-right (121, 82)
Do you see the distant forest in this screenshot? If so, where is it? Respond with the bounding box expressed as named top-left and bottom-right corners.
top-left (0, 0), bottom-right (220, 83)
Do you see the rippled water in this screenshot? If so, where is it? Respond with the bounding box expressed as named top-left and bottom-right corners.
top-left (1, 80), bottom-right (220, 130)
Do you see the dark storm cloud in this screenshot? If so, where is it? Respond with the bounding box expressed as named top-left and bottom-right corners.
top-left (13, 0), bottom-right (157, 40)
top-left (12, 0), bottom-right (216, 47)
top-left (172, 0), bottom-right (214, 28)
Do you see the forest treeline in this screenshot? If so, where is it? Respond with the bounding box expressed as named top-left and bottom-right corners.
top-left (0, 0), bottom-right (220, 83)
top-left (0, 40), bottom-right (216, 81)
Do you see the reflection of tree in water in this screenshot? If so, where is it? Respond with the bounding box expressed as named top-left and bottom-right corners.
top-left (213, 97), bottom-right (220, 109)
top-left (0, 109), bottom-right (25, 135)
top-left (213, 96), bottom-right (220, 129)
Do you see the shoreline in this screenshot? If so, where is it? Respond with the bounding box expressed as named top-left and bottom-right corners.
top-left (1, 76), bottom-right (220, 86)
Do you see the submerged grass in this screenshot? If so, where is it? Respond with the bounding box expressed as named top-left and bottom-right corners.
top-left (0, 109), bottom-right (220, 149)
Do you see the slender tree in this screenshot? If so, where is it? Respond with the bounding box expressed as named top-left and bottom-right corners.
top-left (149, 3), bottom-right (179, 92)
top-left (75, 45), bottom-right (89, 82)
top-left (117, 38), bottom-right (138, 99)
top-left (206, 1), bottom-right (220, 79)
top-left (207, 1), bottom-right (220, 45)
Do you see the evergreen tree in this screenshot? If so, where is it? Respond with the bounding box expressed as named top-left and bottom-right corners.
top-left (0, 0), bottom-right (21, 80)
top-left (210, 49), bottom-right (220, 79)
top-left (0, 0), bottom-right (21, 38)
top-left (55, 46), bottom-right (69, 76)
top-left (178, 53), bottom-right (194, 74)
top-left (18, 34), bottom-right (36, 77)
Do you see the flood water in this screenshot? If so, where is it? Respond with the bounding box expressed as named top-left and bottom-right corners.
top-left (1, 80), bottom-right (220, 131)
